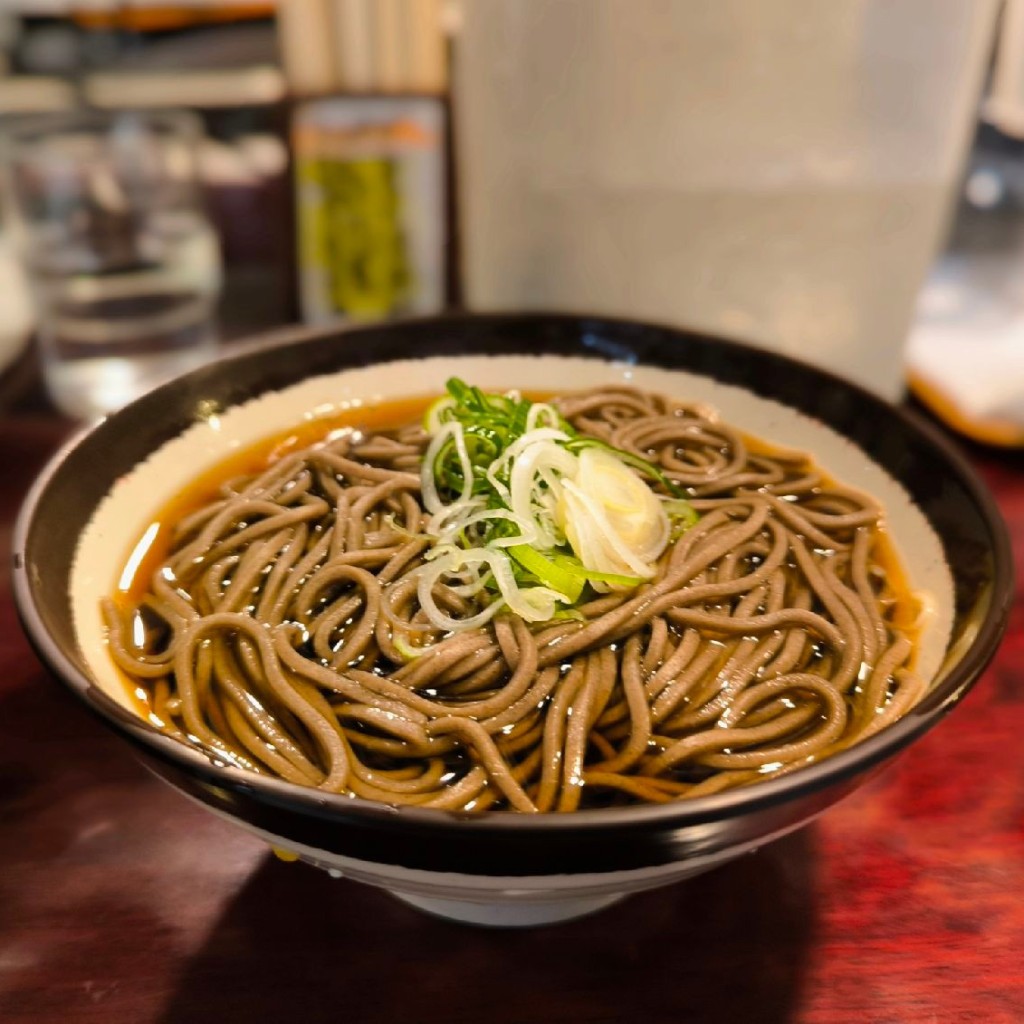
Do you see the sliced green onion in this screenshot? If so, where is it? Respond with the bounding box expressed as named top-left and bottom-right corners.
top-left (392, 634), bottom-right (426, 661)
top-left (423, 395), bottom-right (455, 433)
top-left (508, 545), bottom-right (643, 599)
top-left (417, 378), bottom-right (699, 631)
top-left (663, 497), bottom-right (700, 531)
top-left (507, 544), bottom-right (586, 603)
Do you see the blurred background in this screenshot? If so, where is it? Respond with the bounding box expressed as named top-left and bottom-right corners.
top-left (0, 0), bottom-right (451, 347)
top-left (0, 0), bottom-right (1022, 436)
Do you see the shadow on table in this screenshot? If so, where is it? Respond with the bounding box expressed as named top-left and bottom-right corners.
top-left (158, 827), bottom-right (819, 1024)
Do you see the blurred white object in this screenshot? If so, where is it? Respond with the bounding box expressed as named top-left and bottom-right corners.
top-left (333, 0), bottom-right (376, 91)
top-left (0, 76), bottom-right (75, 116)
top-left (85, 67), bottom-right (286, 110)
top-left (279, 0), bottom-right (449, 94)
top-left (908, 253), bottom-right (1024, 446)
top-left (375, 0), bottom-right (406, 92)
top-left (454, 0), bottom-right (998, 401)
top-left (408, 0), bottom-right (448, 94)
top-left (908, 0), bottom-right (1024, 443)
top-left (277, 0), bottom-right (338, 95)
top-left (236, 133), bottom-right (289, 180)
top-left (0, 232), bottom-right (34, 375)
top-left (371, 0), bottom-right (448, 94)
top-left (985, 0), bottom-right (1024, 137)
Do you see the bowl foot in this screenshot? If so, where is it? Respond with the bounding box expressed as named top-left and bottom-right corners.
top-left (389, 890), bottom-right (626, 927)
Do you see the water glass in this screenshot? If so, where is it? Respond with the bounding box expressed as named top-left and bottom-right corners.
top-left (5, 109), bottom-right (221, 420)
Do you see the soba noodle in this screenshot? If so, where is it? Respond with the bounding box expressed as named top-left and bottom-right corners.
top-left (103, 385), bottom-right (926, 812)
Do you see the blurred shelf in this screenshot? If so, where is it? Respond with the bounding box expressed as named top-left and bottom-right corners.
top-left (0, 74), bottom-right (75, 113)
top-left (84, 64), bottom-right (286, 108)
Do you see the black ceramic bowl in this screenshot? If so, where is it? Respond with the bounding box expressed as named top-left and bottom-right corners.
top-left (13, 314), bottom-right (1013, 927)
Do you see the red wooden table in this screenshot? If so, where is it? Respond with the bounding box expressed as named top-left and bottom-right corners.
top-left (2, 349), bottom-right (1023, 1024)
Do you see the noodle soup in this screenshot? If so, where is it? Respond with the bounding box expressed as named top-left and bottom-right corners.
top-left (100, 382), bottom-right (936, 813)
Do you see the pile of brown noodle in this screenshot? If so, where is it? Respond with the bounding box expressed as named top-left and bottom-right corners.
top-left (103, 385), bottom-right (925, 813)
